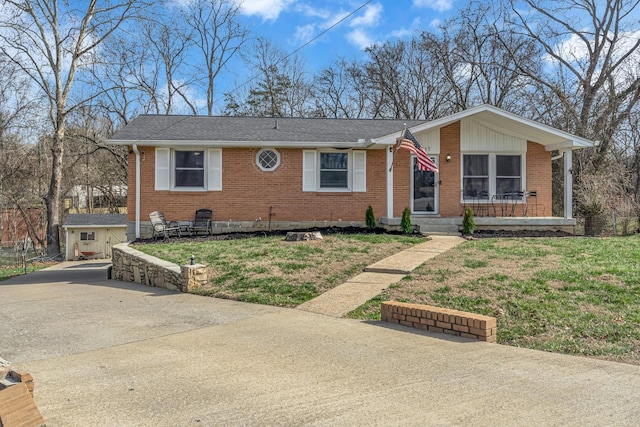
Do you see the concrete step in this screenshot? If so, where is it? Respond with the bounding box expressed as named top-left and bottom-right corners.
top-left (417, 224), bottom-right (460, 234)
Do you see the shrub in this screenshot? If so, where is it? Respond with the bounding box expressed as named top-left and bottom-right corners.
top-left (462, 206), bottom-right (476, 235)
top-left (400, 208), bottom-right (412, 234)
top-left (365, 205), bottom-right (376, 230)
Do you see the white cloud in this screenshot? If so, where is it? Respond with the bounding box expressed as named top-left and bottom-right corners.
top-left (240, 0), bottom-right (295, 21)
top-left (293, 23), bottom-right (316, 44)
top-left (389, 17), bottom-right (421, 39)
top-left (291, 3), bottom-right (382, 50)
top-left (349, 3), bottom-right (383, 28)
top-left (295, 3), bottom-right (332, 19)
top-left (346, 28), bottom-right (375, 50)
top-left (412, 0), bottom-right (455, 13)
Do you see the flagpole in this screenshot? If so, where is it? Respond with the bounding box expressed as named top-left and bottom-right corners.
top-left (388, 123), bottom-right (406, 172)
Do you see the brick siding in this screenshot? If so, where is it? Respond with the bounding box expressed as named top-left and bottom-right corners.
top-left (128, 120), bottom-right (552, 224)
top-left (381, 301), bottom-right (497, 342)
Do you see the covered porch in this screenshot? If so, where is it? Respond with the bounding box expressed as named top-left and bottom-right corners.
top-left (374, 105), bottom-right (596, 233)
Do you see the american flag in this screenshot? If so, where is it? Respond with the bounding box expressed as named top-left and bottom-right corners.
top-left (400, 128), bottom-right (439, 173)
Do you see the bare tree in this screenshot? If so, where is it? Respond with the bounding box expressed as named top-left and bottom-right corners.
top-left (140, 19), bottom-right (198, 115)
top-left (185, 0), bottom-right (248, 116)
top-left (422, 3), bottom-right (540, 113)
top-left (225, 38), bottom-right (314, 117)
top-left (505, 0), bottom-right (640, 166)
top-left (364, 38), bottom-right (451, 119)
top-left (314, 57), bottom-right (370, 118)
top-left (0, 0), bottom-right (150, 257)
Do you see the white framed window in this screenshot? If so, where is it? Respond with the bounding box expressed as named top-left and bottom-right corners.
top-left (80, 231), bottom-right (95, 241)
top-left (496, 155), bottom-right (522, 195)
top-left (462, 153), bottom-right (524, 200)
top-left (462, 154), bottom-right (489, 198)
top-left (175, 150), bottom-right (204, 187)
top-left (302, 149), bottom-right (366, 192)
top-left (256, 148), bottom-right (280, 171)
top-left (155, 148), bottom-right (222, 191)
top-left (320, 152), bottom-right (348, 188)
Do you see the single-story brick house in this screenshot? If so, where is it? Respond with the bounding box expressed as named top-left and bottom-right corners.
top-left (107, 104), bottom-right (596, 239)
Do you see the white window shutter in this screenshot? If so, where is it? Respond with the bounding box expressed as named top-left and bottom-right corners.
top-left (155, 148), bottom-right (170, 190)
top-left (302, 150), bottom-right (317, 191)
top-left (207, 149), bottom-right (222, 191)
top-left (352, 150), bottom-right (366, 192)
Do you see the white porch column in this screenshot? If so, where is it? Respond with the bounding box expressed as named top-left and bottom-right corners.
top-left (386, 146), bottom-right (394, 218)
top-left (564, 149), bottom-right (573, 219)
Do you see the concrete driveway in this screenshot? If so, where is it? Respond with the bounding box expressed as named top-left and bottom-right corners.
top-left (1, 262), bottom-right (640, 426)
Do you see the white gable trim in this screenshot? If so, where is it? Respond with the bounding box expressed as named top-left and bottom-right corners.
top-left (372, 104), bottom-right (597, 149)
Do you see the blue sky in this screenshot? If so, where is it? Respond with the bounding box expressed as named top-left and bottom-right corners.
top-left (237, 0), bottom-right (458, 71)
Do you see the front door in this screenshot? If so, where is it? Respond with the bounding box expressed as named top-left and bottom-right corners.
top-left (411, 156), bottom-right (438, 214)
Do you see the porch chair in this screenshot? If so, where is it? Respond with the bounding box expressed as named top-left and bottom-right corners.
top-left (188, 209), bottom-right (212, 236)
top-left (149, 211), bottom-right (181, 240)
top-left (509, 191), bottom-right (526, 217)
top-left (525, 191), bottom-right (545, 216)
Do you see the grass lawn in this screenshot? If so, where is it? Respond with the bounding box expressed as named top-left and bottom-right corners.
top-left (134, 233), bottom-right (425, 306)
top-left (135, 232), bottom-right (640, 365)
top-left (0, 263), bottom-right (56, 281)
top-left (348, 234), bottom-right (640, 365)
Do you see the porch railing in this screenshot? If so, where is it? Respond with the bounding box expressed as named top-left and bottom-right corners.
top-left (462, 190), bottom-right (545, 217)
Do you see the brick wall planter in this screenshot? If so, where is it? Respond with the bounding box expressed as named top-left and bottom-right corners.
top-left (111, 243), bottom-right (207, 293)
top-left (381, 301), bottom-right (497, 342)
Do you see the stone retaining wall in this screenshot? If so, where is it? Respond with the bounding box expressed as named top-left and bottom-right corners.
top-left (381, 301), bottom-right (497, 342)
top-left (111, 243), bottom-right (207, 293)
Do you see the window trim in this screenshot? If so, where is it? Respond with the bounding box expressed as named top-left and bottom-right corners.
top-left (173, 150), bottom-right (205, 189)
top-left (462, 154), bottom-right (489, 199)
top-left (155, 147), bottom-right (222, 192)
top-left (302, 149), bottom-right (366, 193)
top-left (80, 231), bottom-right (95, 241)
top-left (495, 154), bottom-right (523, 197)
top-left (461, 153), bottom-right (526, 202)
top-left (319, 151), bottom-right (350, 191)
top-left (256, 148), bottom-right (281, 172)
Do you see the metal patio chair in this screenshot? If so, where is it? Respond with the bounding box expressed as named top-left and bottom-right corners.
top-left (187, 209), bottom-right (212, 236)
top-left (149, 211), bottom-right (181, 240)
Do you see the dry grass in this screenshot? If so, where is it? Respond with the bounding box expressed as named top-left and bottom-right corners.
top-left (349, 235), bottom-right (640, 366)
top-left (135, 233), bottom-right (425, 306)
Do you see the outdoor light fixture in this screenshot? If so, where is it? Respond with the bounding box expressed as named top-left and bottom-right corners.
top-left (446, 154), bottom-right (451, 162)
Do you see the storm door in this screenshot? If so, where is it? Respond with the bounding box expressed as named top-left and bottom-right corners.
top-left (411, 156), bottom-right (438, 214)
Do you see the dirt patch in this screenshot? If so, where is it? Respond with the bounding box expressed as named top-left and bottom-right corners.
top-left (131, 226), bottom-right (421, 246)
top-left (471, 230), bottom-right (575, 238)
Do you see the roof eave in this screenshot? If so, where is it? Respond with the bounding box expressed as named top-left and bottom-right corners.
top-left (107, 139), bottom-right (377, 149)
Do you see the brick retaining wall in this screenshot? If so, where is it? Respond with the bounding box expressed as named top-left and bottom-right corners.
top-left (381, 301), bottom-right (497, 342)
top-left (111, 243), bottom-right (208, 293)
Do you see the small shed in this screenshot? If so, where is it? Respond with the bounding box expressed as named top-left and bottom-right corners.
top-left (63, 214), bottom-right (127, 261)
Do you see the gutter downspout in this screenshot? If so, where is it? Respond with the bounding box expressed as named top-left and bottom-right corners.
top-left (64, 226), bottom-right (68, 261)
top-left (132, 144), bottom-right (141, 239)
top-left (551, 150), bottom-right (565, 161)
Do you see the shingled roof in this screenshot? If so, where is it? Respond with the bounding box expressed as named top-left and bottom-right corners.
top-left (63, 214), bottom-right (127, 227)
top-left (109, 115), bottom-right (427, 144)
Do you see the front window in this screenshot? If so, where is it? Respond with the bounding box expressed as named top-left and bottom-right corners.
top-left (257, 148), bottom-right (280, 171)
top-left (496, 155), bottom-right (522, 195)
top-left (80, 231), bottom-right (95, 241)
top-left (175, 150), bottom-right (204, 188)
top-left (320, 152), bottom-right (348, 188)
top-left (463, 155), bottom-right (489, 198)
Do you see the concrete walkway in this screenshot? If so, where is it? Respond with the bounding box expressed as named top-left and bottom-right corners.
top-left (297, 235), bottom-right (465, 317)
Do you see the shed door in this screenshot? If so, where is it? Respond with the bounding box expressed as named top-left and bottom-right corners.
top-left (411, 156), bottom-right (438, 214)
top-left (104, 228), bottom-right (126, 259)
